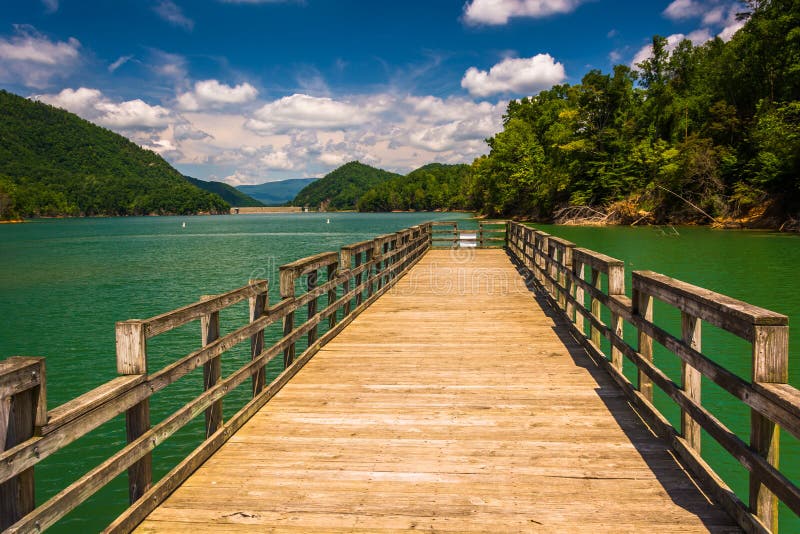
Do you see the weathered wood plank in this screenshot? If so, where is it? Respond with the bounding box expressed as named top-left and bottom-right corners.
top-left (137, 250), bottom-right (736, 533)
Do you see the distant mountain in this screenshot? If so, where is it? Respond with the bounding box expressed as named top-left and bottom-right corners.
top-left (292, 161), bottom-right (401, 210)
top-left (237, 178), bottom-right (318, 206)
top-left (357, 163), bottom-right (471, 212)
top-left (0, 90), bottom-right (229, 219)
top-left (185, 176), bottom-right (263, 207)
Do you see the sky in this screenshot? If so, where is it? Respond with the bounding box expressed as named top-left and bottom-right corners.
top-left (0, 0), bottom-right (747, 185)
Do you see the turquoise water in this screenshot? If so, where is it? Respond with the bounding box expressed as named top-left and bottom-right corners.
top-left (0, 213), bottom-right (468, 532)
top-left (532, 224), bottom-right (800, 530)
top-left (1, 216), bottom-right (798, 530)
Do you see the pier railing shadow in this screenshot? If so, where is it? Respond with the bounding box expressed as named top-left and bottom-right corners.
top-left (506, 221), bottom-right (798, 534)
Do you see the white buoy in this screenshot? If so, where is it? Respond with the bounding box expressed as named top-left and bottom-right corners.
top-left (326, 218), bottom-right (330, 224)
top-left (182, 222), bottom-right (186, 228)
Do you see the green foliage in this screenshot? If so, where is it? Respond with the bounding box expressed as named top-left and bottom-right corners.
top-left (357, 163), bottom-right (471, 212)
top-left (0, 90), bottom-right (229, 219)
top-left (292, 161), bottom-right (401, 210)
top-left (469, 0), bottom-right (800, 221)
top-left (184, 176), bottom-right (263, 207)
top-left (237, 178), bottom-right (318, 206)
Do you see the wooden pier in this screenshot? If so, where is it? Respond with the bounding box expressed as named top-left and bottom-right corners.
top-left (1, 221), bottom-right (799, 532)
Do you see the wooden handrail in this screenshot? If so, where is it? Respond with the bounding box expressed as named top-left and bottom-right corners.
top-left (506, 221), bottom-right (796, 533)
top-left (0, 224), bottom-right (432, 532)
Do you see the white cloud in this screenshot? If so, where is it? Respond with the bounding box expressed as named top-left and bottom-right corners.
top-left (41, 0), bottom-right (58, 13)
top-left (0, 26), bottom-right (81, 88)
top-left (177, 79), bottom-right (259, 110)
top-left (461, 54), bottom-right (566, 97)
top-left (663, 0), bottom-right (705, 20)
top-left (150, 49), bottom-right (188, 80)
top-left (109, 55), bottom-right (133, 73)
top-left (631, 30), bottom-right (712, 68)
top-left (245, 93), bottom-right (373, 134)
top-left (153, 0), bottom-right (195, 31)
top-left (662, 1), bottom-right (748, 42)
top-left (33, 87), bottom-right (174, 130)
top-left (463, 0), bottom-right (585, 25)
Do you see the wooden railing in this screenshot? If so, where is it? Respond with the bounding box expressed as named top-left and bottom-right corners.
top-left (507, 221), bottom-right (798, 533)
top-left (431, 220), bottom-right (506, 248)
top-left (0, 223), bottom-right (432, 533)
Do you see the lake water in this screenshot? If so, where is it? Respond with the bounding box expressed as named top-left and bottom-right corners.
top-left (1, 215), bottom-right (798, 530)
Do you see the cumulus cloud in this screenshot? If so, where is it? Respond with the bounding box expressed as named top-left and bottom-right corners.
top-left (0, 25), bottom-right (81, 88)
top-left (153, 0), bottom-right (194, 31)
top-left (662, 1), bottom-right (748, 43)
top-left (461, 54), bottom-right (566, 97)
top-left (33, 87), bottom-right (174, 130)
top-left (177, 79), bottom-right (259, 111)
top-left (463, 0), bottom-right (585, 25)
top-left (245, 93), bottom-right (373, 134)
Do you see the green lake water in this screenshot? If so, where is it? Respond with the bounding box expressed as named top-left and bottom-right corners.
top-left (1, 215), bottom-right (798, 530)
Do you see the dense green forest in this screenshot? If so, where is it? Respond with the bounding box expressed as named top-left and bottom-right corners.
top-left (238, 178), bottom-right (318, 206)
top-left (292, 161), bottom-right (401, 210)
top-left (357, 163), bottom-right (471, 211)
top-left (0, 90), bottom-right (229, 219)
top-left (185, 176), bottom-right (263, 207)
top-left (470, 0), bottom-right (800, 227)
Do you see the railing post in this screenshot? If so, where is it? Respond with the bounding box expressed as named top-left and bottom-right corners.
top-left (479, 222), bottom-right (484, 248)
top-left (341, 247), bottom-right (353, 317)
top-left (574, 259), bottom-right (585, 335)
top-left (681, 312), bottom-right (701, 452)
top-left (608, 264), bottom-right (625, 373)
top-left (632, 288), bottom-right (654, 401)
top-left (327, 263), bottom-right (338, 329)
top-left (0, 357), bottom-right (46, 531)
top-left (354, 251), bottom-right (364, 307)
top-left (279, 267), bottom-right (297, 367)
top-left (249, 280), bottom-right (268, 396)
top-left (375, 239), bottom-right (385, 291)
top-left (115, 320), bottom-right (151, 503)
top-left (365, 247), bottom-right (375, 298)
top-left (589, 268), bottom-right (601, 347)
top-left (750, 324), bottom-right (788, 531)
top-left (200, 296), bottom-right (222, 437)
top-left (561, 244), bottom-right (574, 317)
top-left (307, 269), bottom-right (318, 345)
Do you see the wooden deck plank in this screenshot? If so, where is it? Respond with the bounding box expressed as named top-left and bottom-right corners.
top-left (137, 249), bottom-right (739, 533)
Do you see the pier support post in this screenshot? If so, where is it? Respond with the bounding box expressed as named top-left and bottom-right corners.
top-left (249, 280), bottom-right (268, 396)
top-left (116, 320), bottom-right (151, 503)
top-left (0, 357), bottom-right (46, 530)
top-left (750, 324), bottom-right (788, 532)
top-left (200, 296), bottom-right (222, 436)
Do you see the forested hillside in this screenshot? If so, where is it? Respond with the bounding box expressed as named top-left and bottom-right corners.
top-left (292, 161), bottom-right (401, 210)
top-left (470, 0), bottom-right (800, 227)
top-left (357, 163), bottom-right (471, 211)
top-left (238, 178), bottom-right (317, 206)
top-left (185, 176), bottom-right (263, 207)
top-left (0, 90), bottom-right (229, 219)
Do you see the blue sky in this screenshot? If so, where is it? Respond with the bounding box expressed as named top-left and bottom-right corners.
top-left (0, 0), bottom-right (746, 184)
